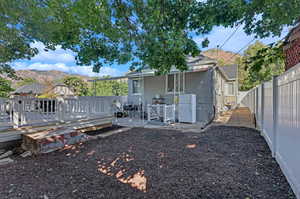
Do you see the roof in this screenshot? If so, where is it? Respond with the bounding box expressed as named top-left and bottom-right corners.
top-left (283, 22), bottom-right (300, 50)
top-left (217, 64), bottom-right (238, 80)
top-left (127, 54), bottom-right (217, 77)
top-left (284, 20), bottom-right (300, 45)
top-left (13, 83), bottom-right (47, 94)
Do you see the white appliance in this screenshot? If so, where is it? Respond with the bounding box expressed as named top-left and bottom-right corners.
top-left (179, 94), bottom-right (196, 123)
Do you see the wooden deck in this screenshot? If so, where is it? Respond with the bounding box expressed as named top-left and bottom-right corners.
top-left (0, 116), bottom-right (113, 146)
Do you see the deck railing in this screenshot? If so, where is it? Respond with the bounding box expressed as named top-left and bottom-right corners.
top-left (147, 104), bottom-right (176, 123)
top-left (0, 98), bottom-right (13, 130)
top-left (0, 96), bottom-right (128, 129)
top-left (241, 64), bottom-right (300, 198)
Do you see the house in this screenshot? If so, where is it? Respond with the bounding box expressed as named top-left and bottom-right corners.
top-left (283, 22), bottom-right (300, 71)
top-left (47, 83), bottom-right (75, 97)
top-left (12, 83), bottom-right (47, 97)
top-left (12, 82), bottom-right (75, 97)
top-left (216, 64), bottom-right (239, 108)
top-left (126, 55), bottom-right (238, 125)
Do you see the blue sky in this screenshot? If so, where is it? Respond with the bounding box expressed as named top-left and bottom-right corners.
top-left (12, 25), bottom-right (290, 77)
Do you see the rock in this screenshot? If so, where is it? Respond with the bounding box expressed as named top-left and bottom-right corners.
top-left (43, 194), bottom-right (49, 199)
top-left (0, 149), bottom-right (6, 155)
top-left (0, 150), bottom-right (13, 159)
top-left (0, 158), bottom-right (14, 166)
top-left (20, 151), bottom-right (32, 158)
top-left (47, 168), bottom-right (53, 172)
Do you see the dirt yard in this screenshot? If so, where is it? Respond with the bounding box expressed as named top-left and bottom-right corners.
top-left (0, 126), bottom-right (295, 199)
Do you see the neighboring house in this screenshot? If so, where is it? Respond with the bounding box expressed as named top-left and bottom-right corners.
top-left (12, 83), bottom-right (47, 97)
top-left (283, 22), bottom-right (300, 71)
top-left (12, 83), bottom-right (74, 97)
top-left (126, 55), bottom-right (238, 124)
top-left (47, 83), bottom-right (75, 97)
top-left (216, 64), bottom-right (238, 108)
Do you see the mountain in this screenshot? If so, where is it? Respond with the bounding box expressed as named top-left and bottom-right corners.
top-left (11, 70), bottom-right (92, 88)
top-left (202, 49), bottom-right (241, 65)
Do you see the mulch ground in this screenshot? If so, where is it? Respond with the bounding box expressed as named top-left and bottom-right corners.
top-left (0, 126), bottom-right (295, 199)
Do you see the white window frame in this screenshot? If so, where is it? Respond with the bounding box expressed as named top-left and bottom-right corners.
top-left (165, 73), bottom-right (185, 94)
top-left (132, 78), bottom-right (142, 95)
top-left (225, 82), bottom-right (235, 96)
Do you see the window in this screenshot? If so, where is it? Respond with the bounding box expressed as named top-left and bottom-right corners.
top-left (166, 73), bottom-right (185, 93)
top-left (167, 74), bottom-right (175, 93)
top-left (226, 82), bottom-right (235, 95)
top-left (132, 79), bottom-right (141, 94)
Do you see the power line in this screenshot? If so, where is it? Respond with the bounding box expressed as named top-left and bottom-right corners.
top-left (225, 38), bottom-right (256, 63)
top-left (219, 24), bottom-right (242, 49)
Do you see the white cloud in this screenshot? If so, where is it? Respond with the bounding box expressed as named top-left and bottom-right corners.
top-left (193, 25), bottom-right (290, 53)
top-left (12, 62), bottom-right (123, 77)
top-left (30, 42), bottom-right (75, 63)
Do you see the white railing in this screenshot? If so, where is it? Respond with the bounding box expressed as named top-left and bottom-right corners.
top-left (0, 98), bottom-right (13, 130)
top-left (0, 96), bottom-right (128, 130)
top-left (241, 64), bottom-right (300, 198)
top-left (147, 104), bottom-right (175, 123)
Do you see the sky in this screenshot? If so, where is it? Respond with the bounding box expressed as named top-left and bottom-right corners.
top-left (11, 25), bottom-right (290, 77)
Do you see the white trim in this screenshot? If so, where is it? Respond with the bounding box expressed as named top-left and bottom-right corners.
top-left (225, 82), bottom-right (235, 96)
top-left (131, 78), bottom-right (142, 95)
top-left (165, 73), bottom-right (185, 94)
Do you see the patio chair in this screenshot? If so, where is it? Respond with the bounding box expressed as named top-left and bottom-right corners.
top-left (123, 104), bottom-right (144, 119)
top-left (112, 100), bottom-right (127, 118)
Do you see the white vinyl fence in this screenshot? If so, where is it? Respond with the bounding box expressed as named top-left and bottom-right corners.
top-left (0, 96), bottom-right (127, 130)
top-left (241, 64), bottom-right (300, 198)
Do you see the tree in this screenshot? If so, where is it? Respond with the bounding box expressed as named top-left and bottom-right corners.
top-left (16, 78), bottom-right (38, 88)
top-left (0, 77), bottom-right (14, 98)
top-left (0, 0), bottom-right (299, 74)
top-left (89, 76), bottom-right (128, 96)
top-left (191, 0), bottom-right (300, 38)
top-left (0, 1), bottom-right (38, 77)
top-left (238, 41), bottom-right (285, 91)
top-left (63, 76), bottom-right (88, 96)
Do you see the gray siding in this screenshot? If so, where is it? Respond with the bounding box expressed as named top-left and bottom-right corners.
top-left (128, 70), bottom-right (215, 124)
top-left (184, 70), bottom-right (214, 123)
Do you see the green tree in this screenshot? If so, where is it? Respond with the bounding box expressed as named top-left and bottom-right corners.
top-left (16, 78), bottom-right (38, 88)
top-left (89, 76), bottom-right (128, 96)
top-left (0, 77), bottom-right (14, 98)
top-left (0, 0), bottom-right (299, 74)
top-left (238, 41), bottom-right (285, 91)
top-left (111, 81), bottom-right (128, 96)
top-left (191, 0), bottom-right (300, 38)
top-left (63, 76), bottom-right (88, 96)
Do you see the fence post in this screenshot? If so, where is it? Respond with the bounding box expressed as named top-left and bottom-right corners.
top-left (12, 99), bottom-right (20, 128)
top-left (59, 99), bottom-right (65, 122)
top-left (272, 76), bottom-right (279, 158)
top-left (255, 86), bottom-right (259, 128)
top-left (261, 83), bottom-right (265, 132)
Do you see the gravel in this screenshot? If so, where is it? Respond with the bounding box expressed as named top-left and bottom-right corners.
top-left (0, 126), bottom-right (295, 199)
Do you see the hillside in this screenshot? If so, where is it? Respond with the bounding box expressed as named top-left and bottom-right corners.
top-left (202, 49), bottom-right (241, 65)
top-left (11, 70), bottom-right (92, 88)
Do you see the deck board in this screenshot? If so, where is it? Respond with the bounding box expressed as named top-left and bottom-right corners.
top-left (0, 116), bottom-right (113, 143)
